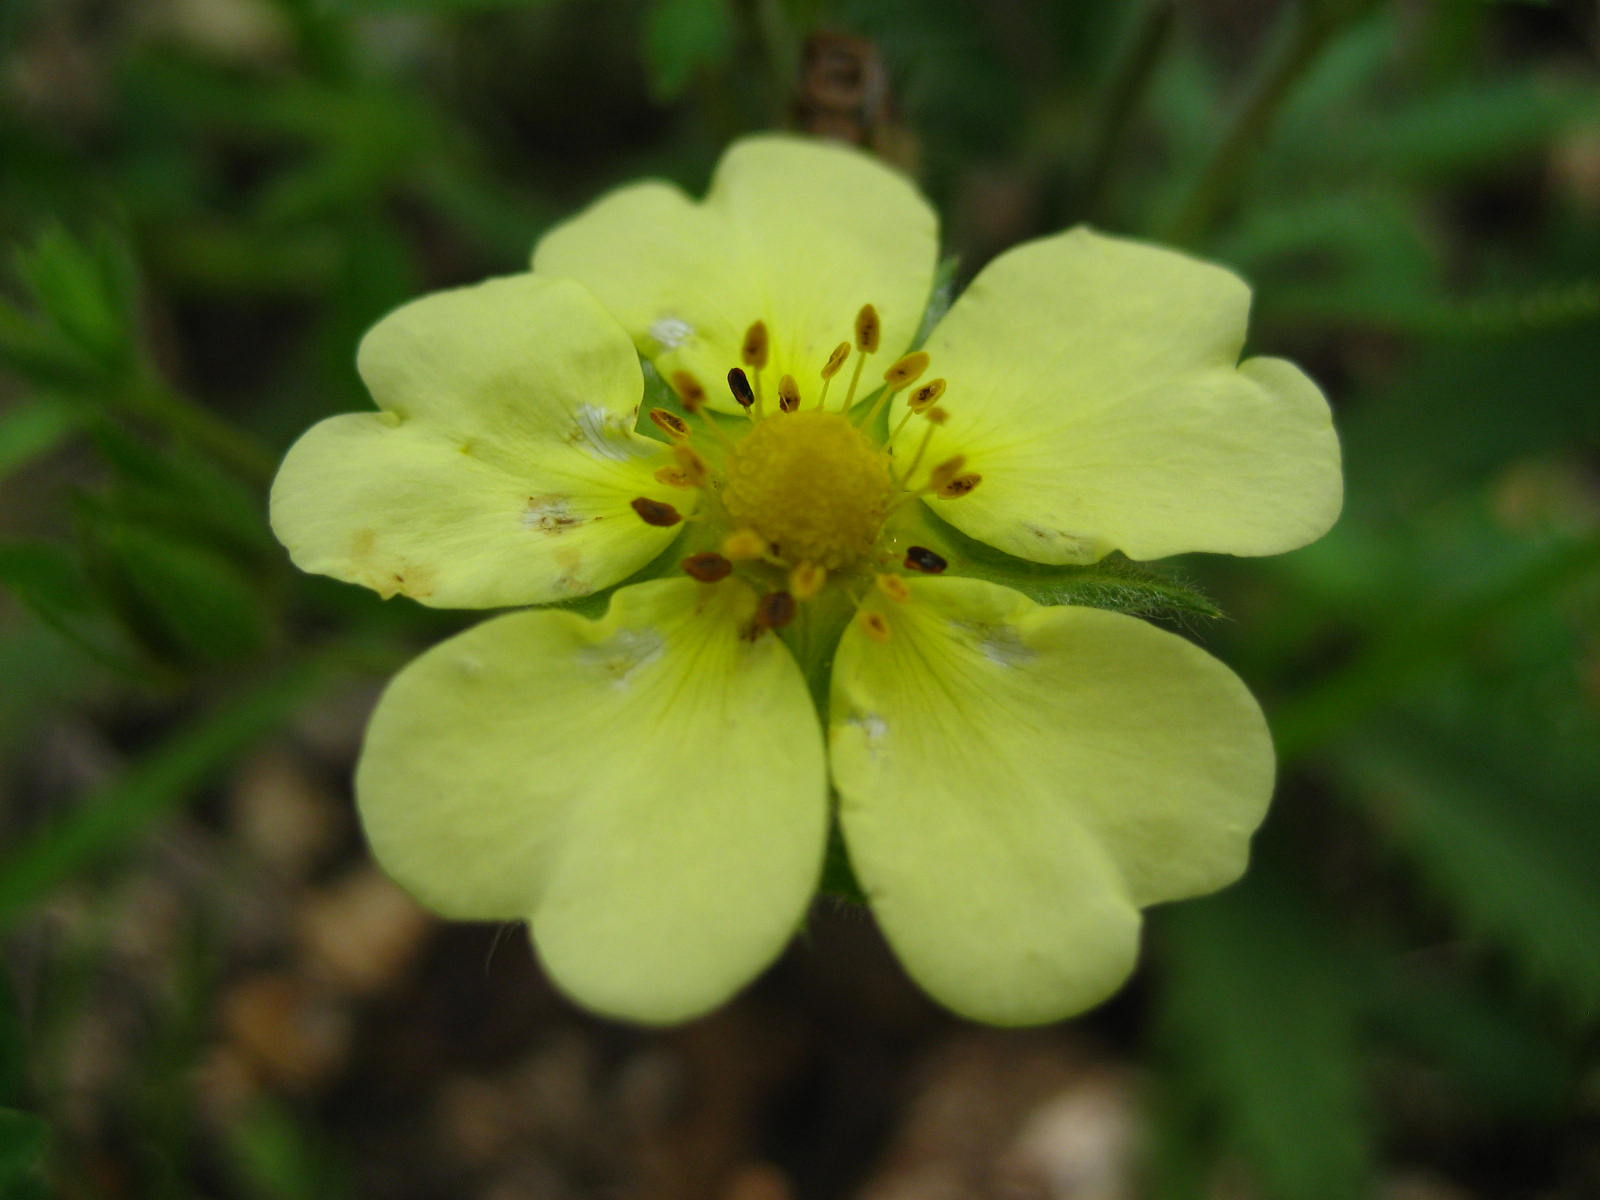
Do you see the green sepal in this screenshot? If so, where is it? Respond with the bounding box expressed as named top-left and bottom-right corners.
top-left (896, 504), bottom-right (1224, 623)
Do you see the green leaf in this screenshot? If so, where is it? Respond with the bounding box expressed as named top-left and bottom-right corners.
top-left (1152, 874), bottom-right (1373, 1200)
top-left (642, 0), bottom-right (734, 101)
top-left (0, 1108), bottom-right (48, 1189)
top-left (0, 653), bottom-right (341, 931)
top-left (85, 515), bottom-right (272, 667)
top-left (0, 397), bottom-right (81, 483)
top-left (1336, 724), bottom-right (1600, 1023)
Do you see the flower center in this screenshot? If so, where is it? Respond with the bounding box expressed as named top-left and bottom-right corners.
top-left (721, 409), bottom-right (893, 570)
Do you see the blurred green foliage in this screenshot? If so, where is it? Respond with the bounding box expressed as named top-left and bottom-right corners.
top-left (1, 0), bottom-right (1597, 1196)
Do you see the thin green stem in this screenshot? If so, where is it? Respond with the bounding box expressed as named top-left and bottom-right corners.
top-left (126, 375), bottom-right (279, 488)
top-left (1163, 0), bottom-right (1377, 246)
top-left (1076, 0), bottom-right (1177, 222)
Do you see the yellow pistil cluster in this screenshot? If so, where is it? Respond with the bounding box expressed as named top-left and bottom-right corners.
top-left (632, 303), bottom-right (975, 632)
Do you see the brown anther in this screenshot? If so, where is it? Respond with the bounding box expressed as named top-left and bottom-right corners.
top-left (927, 455), bottom-right (968, 491)
top-left (860, 611), bottom-right (892, 643)
top-left (876, 574), bottom-right (911, 603)
top-left (924, 406), bottom-right (950, 425)
top-left (648, 407), bottom-right (691, 440)
top-left (938, 472), bottom-right (983, 499)
top-left (822, 342), bottom-right (850, 379)
top-left (756, 591), bottom-right (797, 631)
top-left (908, 378), bottom-right (946, 412)
top-left (741, 320), bottom-right (770, 369)
top-left (727, 367), bottom-right (755, 409)
top-left (722, 529), bottom-right (768, 561)
top-left (682, 551), bottom-right (733, 583)
top-left (789, 561), bottom-right (826, 599)
top-left (630, 497), bottom-right (683, 526)
top-left (904, 546), bottom-right (948, 574)
top-left (777, 374), bottom-right (802, 412)
top-left (855, 304), bottom-right (881, 353)
top-left (670, 370), bottom-right (708, 413)
top-left (883, 351), bottom-right (929, 389)
top-left (672, 444), bottom-right (710, 487)
top-left (653, 466), bottom-right (696, 489)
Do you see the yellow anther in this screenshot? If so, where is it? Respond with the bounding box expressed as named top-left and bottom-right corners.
top-left (722, 528), bottom-right (768, 561)
top-left (924, 406), bottom-right (949, 425)
top-left (755, 591), bottom-right (797, 631)
top-left (727, 367), bottom-right (756, 410)
top-left (875, 573), bottom-right (911, 603)
top-left (649, 407), bottom-right (691, 440)
top-left (908, 378), bottom-right (946, 412)
top-left (938, 472), bottom-right (983, 498)
top-left (670, 370), bottom-right (707, 413)
top-left (854, 304), bottom-right (881, 353)
top-left (790, 561), bottom-right (827, 600)
top-left (883, 351), bottom-right (929, 389)
top-left (860, 610), bottom-right (892, 643)
top-left (822, 342), bottom-right (850, 379)
top-left (672, 443), bottom-right (710, 487)
top-left (631, 497), bottom-right (683, 527)
top-left (682, 552), bottom-right (733, 583)
top-left (653, 466), bottom-right (697, 489)
top-left (741, 320), bottom-right (770, 369)
top-left (926, 455), bottom-right (968, 492)
top-left (778, 374), bottom-right (802, 413)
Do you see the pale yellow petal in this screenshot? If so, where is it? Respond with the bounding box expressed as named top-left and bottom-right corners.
top-left (830, 576), bottom-right (1274, 1025)
top-left (356, 578), bottom-right (828, 1023)
top-left (899, 227), bottom-right (1341, 563)
top-left (270, 274), bottom-right (681, 608)
top-left (534, 135), bottom-right (938, 412)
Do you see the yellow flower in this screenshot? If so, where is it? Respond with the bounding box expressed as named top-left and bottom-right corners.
top-left (270, 136), bottom-right (1341, 1026)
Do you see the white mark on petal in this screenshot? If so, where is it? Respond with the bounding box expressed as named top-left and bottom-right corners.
top-left (650, 316), bottom-right (694, 350)
top-left (584, 627), bottom-right (665, 689)
top-left (572, 403), bottom-right (652, 463)
top-left (522, 493), bottom-right (583, 533)
top-left (955, 621), bottom-right (1036, 668)
top-left (845, 710), bottom-right (889, 758)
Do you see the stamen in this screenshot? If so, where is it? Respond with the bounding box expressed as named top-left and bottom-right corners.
top-left (855, 304), bottom-right (881, 353)
top-left (670, 370), bottom-right (708, 414)
top-left (883, 351), bottom-right (929, 389)
top-left (937, 472), bottom-right (982, 498)
top-left (741, 320), bottom-right (769, 370)
top-left (841, 304), bottom-right (879, 413)
top-left (653, 466), bottom-right (697, 489)
top-left (790, 561), bottom-right (826, 600)
top-left (926, 455), bottom-right (968, 492)
top-left (682, 551), bottom-right (733, 582)
top-left (722, 529), bottom-right (768, 561)
top-left (895, 427), bottom-right (949, 488)
top-left (859, 349), bottom-right (929, 432)
top-left (778, 374), bottom-right (802, 413)
top-left (672, 444), bottom-right (710, 487)
top-left (875, 573), bottom-right (911, 603)
top-left (648, 407), bottom-right (691, 440)
top-left (822, 342), bottom-right (850, 378)
top-left (756, 591), bottom-right (797, 631)
top-left (860, 610), bottom-right (892, 643)
top-left (819, 341), bottom-right (850, 409)
top-left (727, 367), bottom-right (756, 416)
top-left (631, 497), bottom-right (683, 526)
top-left (908, 378), bottom-right (946, 413)
top-left (903, 546), bottom-right (948, 574)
